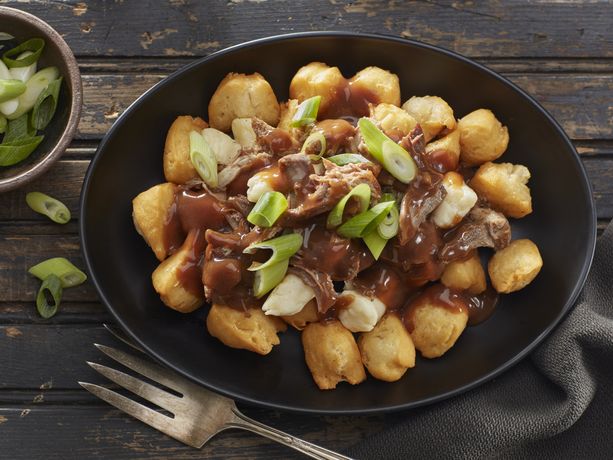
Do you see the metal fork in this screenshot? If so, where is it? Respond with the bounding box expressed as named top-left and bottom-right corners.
top-left (79, 325), bottom-right (351, 460)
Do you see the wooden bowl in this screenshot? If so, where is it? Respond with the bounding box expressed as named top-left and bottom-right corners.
top-left (0, 6), bottom-right (82, 192)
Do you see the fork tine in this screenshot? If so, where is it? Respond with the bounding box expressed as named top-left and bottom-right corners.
top-left (103, 323), bottom-right (145, 353)
top-left (79, 382), bottom-right (188, 443)
top-left (94, 344), bottom-right (187, 394)
top-left (87, 362), bottom-right (181, 414)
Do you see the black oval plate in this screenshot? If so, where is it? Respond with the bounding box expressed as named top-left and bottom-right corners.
top-left (80, 32), bottom-right (596, 414)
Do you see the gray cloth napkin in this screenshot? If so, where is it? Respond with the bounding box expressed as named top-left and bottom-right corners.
top-left (346, 221), bottom-right (613, 459)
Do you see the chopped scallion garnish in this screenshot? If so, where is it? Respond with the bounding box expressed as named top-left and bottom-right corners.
top-left (31, 77), bottom-right (62, 130)
top-left (252, 258), bottom-right (289, 298)
top-left (28, 257), bottom-right (87, 288)
top-left (377, 202), bottom-right (399, 239)
top-left (244, 233), bottom-right (303, 271)
top-left (2, 38), bottom-right (45, 68)
top-left (327, 153), bottom-right (371, 166)
top-left (290, 95), bottom-right (321, 127)
top-left (337, 200), bottom-right (396, 239)
top-left (326, 183), bottom-right (371, 229)
top-left (26, 192), bottom-right (71, 224)
top-left (358, 118), bottom-right (417, 184)
top-left (363, 230), bottom-right (388, 260)
top-left (0, 79), bottom-right (26, 103)
top-left (300, 130), bottom-right (326, 161)
top-left (247, 191), bottom-right (288, 228)
top-left (189, 130), bottom-right (218, 187)
top-left (36, 274), bottom-right (62, 319)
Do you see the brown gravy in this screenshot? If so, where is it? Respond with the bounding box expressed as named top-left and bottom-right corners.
top-left (352, 263), bottom-right (413, 310)
top-left (175, 228), bottom-right (207, 298)
top-left (318, 79), bottom-right (381, 120)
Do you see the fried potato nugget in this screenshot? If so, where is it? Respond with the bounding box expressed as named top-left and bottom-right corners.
top-left (458, 108), bottom-right (509, 166)
top-left (282, 299), bottom-right (319, 330)
top-left (402, 95), bottom-right (456, 142)
top-left (289, 62), bottom-right (346, 117)
top-left (350, 66), bottom-right (401, 107)
top-left (163, 115), bottom-right (208, 184)
top-left (406, 293), bottom-right (468, 359)
top-left (132, 182), bottom-right (177, 261)
top-left (206, 304), bottom-right (287, 355)
top-left (470, 161), bottom-right (532, 218)
top-left (488, 239), bottom-right (543, 293)
top-left (208, 72), bottom-right (280, 132)
top-left (425, 129), bottom-right (461, 171)
top-left (151, 230), bottom-right (205, 313)
top-left (302, 320), bottom-right (366, 390)
top-left (441, 252), bottom-right (487, 294)
top-left (372, 103), bottom-right (417, 141)
top-left (277, 99), bottom-right (299, 131)
top-left (358, 313), bottom-right (415, 382)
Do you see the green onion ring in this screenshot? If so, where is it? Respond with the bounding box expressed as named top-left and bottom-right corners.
top-left (362, 230), bottom-right (388, 260)
top-left (189, 130), bottom-right (218, 187)
top-left (26, 192), bottom-right (71, 224)
top-left (358, 118), bottom-right (417, 183)
top-left (290, 95), bottom-right (321, 127)
top-left (31, 77), bottom-right (62, 130)
top-left (36, 274), bottom-right (62, 319)
top-left (247, 191), bottom-right (288, 228)
top-left (300, 130), bottom-right (326, 161)
top-left (337, 200), bottom-right (396, 239)
top-left (2, 38), bottom-right (45, 68)
top-left (327, 153), bottom-right (371, 166)
top-left (377, 203), bottom-right (399, 239)
top-left (244, 233), bottom-right (303, 271)
top-left (326, 183), bottom-right (372, 229)
top-left (29, 257), bottom-right (87, 288)
top-left (252, 258), bottom-right (289, 298)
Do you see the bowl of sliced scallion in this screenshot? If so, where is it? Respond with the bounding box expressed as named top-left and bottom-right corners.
top-left (0, 6), bottom-right (81, 192)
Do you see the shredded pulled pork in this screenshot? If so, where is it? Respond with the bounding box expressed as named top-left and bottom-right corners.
top-left (288, 264), bottom-right (337, 314)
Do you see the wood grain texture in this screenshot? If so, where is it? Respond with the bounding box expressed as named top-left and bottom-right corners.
top-left (5, 0), bottom-right (613, 58)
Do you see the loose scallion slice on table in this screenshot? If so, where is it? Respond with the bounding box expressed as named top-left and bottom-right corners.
top-left (327, 183), bottom-right (372, 229)
top-left (29, 257), bottom-right (87, 288)
top-left (244, 233), bottom-right (303, 271)
top-left (26, 192), bottom-right (71, 224)
top-left (0, 79), bottom-right (26, 103)
top-left (252, 258), bottom-right (290, 298)
top-left (327, 153), bottom-right (371, 166)
top-left (189, 130), bottom-right (218, 187)
top-left (0, 135), bottom-right (43, 166)
top-left (290, 95), bottom-right (321, 127)
top-left (358, 118), bottom-right (417, 183)
top-left (2, 38), bottom-right (45, 68)
top-left (248, 191), bottom-right (288, 228)
top-left (363, 229), bottom-right (388, 260)
top-left (337, 200), bottom-right (396, 239)
top-left (31, 77), bottom-right (62, 130)
top-left (300, 130), bottom-right (326, 161)
top-left (36, 274), bottom-right (62, 319)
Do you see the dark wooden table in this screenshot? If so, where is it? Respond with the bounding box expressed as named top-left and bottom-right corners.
top-left (0, 1), bottom-right (611, 458)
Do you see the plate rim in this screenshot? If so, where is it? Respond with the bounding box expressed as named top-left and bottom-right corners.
top-left (79, 31), bottom-right (597, 415)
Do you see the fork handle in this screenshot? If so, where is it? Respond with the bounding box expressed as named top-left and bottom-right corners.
top-left (228, 408), bottom-right (353, 460)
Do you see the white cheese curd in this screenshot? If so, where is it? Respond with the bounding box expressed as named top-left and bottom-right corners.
top-left (262, 274), bottom-right (315, 317)
top-left (337, 290), bottom-right (386, 333)
top-left (246, 172), bottom-right (275, 203)
top-left (432, 171), bottom-right (478, 229)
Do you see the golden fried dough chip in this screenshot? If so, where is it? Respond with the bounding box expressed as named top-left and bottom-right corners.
top-left (163, 115), bottom-right (208, 184)
top-left (488, 239), bottom-right (543, 293)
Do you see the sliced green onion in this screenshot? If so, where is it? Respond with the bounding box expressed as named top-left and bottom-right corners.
top-left (0, 115), bottom-right (6, 134)
top-left (337, 200), bottom-right (395, 239)
top-left (358, 118), bottom-right (417, 184)
top-left (377, 202), bottom-right (399, 239)
top-left (31, 77), bottom-right (62, 130)
top-left (10, 52), bottom-right (36, 82)
top-left (326, 183), bottom-right (371, 229)
top-left (0, 135), bottom-right (43, 166)
top-left (327, 153), bottom-right (371, 166)
top-left (300, 131), bottom-right (326, 161)
top-left (363, 230), bottom-right (388, 260)
top-left (0, 33), bottom-right (14, 41)
top-left (28, 257), bottom-right (87, 288)
top-left (252, 258), bottom-right (289, 298)
top-left (244, 233), bottom-right (303, 271)
top-left (7, 66), bottom-right (59, 120)
top-left (26, 192), bottom-right (71, 224)
top-left (36, 274), bottom-right (62, 319)
top-left (0, 79), bottom-right (26, 103)
top-left (248, 191), bottom-right (288, 228)
top-left (4, 112), bottom-right (33, 142)
top-left (189, 130), bottom-right (218, 187)
top-left (2, 38), bottom-right (45, 68)
top-left (290, 95), bottom-right (321, 127)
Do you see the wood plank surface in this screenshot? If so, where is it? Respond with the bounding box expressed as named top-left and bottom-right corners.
top-left (6, 0), bottom-right (613, 58)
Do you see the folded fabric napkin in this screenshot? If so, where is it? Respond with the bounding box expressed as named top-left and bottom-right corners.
top-left (347, 221), bottom-right (613, 459)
